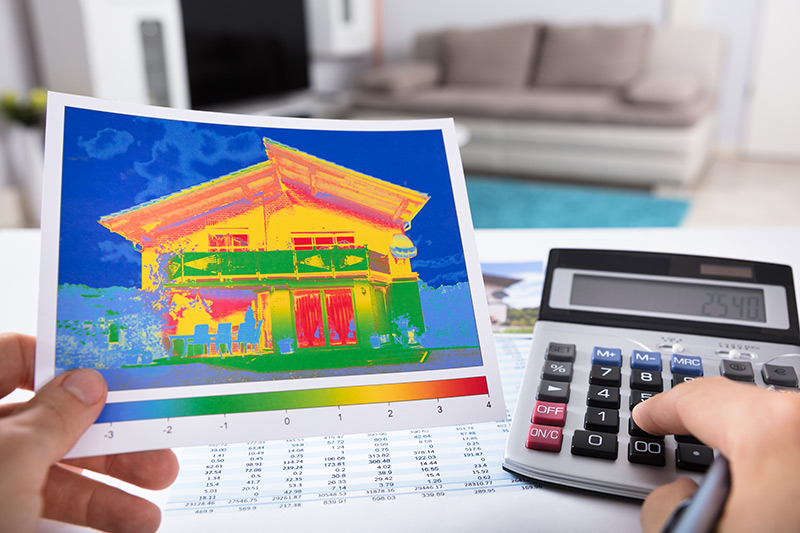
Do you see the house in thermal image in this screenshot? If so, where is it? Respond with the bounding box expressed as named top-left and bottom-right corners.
top-left (98, 138), bottom-right (431, 371)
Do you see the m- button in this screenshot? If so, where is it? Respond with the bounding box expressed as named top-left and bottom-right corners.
top-left (631, 350), bottom-right (662, 371)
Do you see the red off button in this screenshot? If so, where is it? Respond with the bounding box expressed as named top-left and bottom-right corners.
top-left (532, 400), bottom-right (567, 427)
top-left (526, 424), bottom-right (563, 452)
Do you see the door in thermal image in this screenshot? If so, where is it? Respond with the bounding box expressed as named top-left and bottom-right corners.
top-left (293, 289), bottom-right (357, 348)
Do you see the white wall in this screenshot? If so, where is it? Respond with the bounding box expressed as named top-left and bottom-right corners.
top-left (0, 0), bottom-right (38, 187)
top-left (743, 0), bottom-right (800, 159)
top-left (380, 0), bottom-right (666, 61)
top-left (669, 0), bottom-right (761, 151)
top-left (0, 0), bottom-right (35, 93)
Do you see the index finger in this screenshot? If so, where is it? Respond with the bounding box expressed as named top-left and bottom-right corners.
top-left (632, 376), bottom-right (800, 457)
top-left (0, 333), bottom-right (36, 398)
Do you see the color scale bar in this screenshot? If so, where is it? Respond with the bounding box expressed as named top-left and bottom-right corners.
top-left (96, 376), bottom-right (489, 423)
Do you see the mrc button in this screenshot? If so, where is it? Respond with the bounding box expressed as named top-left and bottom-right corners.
top-left (671, 354), bottom-right (703, 376)
top-left (591, 347), bottom-right (622, 367)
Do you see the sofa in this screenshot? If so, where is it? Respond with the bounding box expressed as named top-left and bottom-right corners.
top-left (350, 22), bottom-right (723, 189)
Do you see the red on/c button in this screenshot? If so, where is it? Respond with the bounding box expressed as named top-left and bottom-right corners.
top-left (532, 400), bottom-right (567, 427)
top-left (526, 424), bottom-right (563, 452)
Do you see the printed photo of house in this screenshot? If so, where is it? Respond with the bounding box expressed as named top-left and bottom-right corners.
top-left (53, 107), bottom-right (483, 390)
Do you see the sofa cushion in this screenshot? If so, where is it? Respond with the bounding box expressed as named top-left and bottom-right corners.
top-left (353, 86), bottom-right (710, 128)
top-left (442, 23), bottom-right (540, 88)
top-left (623, 72), bottom-right (702, 106)
top-left (535, 23), bottom-right (652, 89)
top-left (359, 61), bottom-right (440, 93)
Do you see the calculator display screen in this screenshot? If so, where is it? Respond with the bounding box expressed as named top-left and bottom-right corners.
top-left (570, 274), bottom-right (767, 323)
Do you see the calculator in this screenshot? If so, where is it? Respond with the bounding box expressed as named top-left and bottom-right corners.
top-left (503, 249), bottom-right (800, 499)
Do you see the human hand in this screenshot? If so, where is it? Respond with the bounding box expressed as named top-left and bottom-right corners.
top-left (0, 333), bottom-right (179, 533)
top-left (633, 376), bottom-right (800, 532)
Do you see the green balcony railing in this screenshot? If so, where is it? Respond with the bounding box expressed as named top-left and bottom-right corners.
top-left (168, 248), bottom-right (378, 282)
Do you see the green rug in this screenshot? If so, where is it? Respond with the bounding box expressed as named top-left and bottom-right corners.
top-left (465, 176), bottom-right (690, 228)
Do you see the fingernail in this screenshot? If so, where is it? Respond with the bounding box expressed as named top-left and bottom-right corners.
top-left (62, 369), bottom-right (106, 405)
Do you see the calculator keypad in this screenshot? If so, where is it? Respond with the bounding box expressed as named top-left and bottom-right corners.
top-left (523, 339), bottom-right (800, 478)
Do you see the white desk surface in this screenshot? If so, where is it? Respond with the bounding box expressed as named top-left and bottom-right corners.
top-left (3, 226), bottom-right (799, 532)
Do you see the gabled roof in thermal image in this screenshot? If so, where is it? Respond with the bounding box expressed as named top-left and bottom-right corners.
top-left (99, 138), bottom-right (430, 246)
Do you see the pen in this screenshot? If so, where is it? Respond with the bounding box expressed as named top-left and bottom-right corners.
top-left (662, 455), bottom-right (730, 533)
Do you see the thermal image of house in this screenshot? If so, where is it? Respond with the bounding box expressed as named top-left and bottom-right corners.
top-left (98, 138), bottom-right (431, 368)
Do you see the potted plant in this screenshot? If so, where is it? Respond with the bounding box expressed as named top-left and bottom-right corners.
top-left (1, 88), bottom-right (47, 127)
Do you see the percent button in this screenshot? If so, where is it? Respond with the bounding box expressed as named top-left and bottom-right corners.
top-left (541, 361), bottom-right (574, 382)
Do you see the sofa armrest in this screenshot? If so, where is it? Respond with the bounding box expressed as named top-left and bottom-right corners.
top-left (358, 61), bottom-right (441, 93)
top-left (622, 71), bottom-right (702, 106)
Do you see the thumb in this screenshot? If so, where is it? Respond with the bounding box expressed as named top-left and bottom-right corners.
top-left (13, 369), bottom-right (107, 463)
top-left (641, 477), bottom-right (698, 533)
